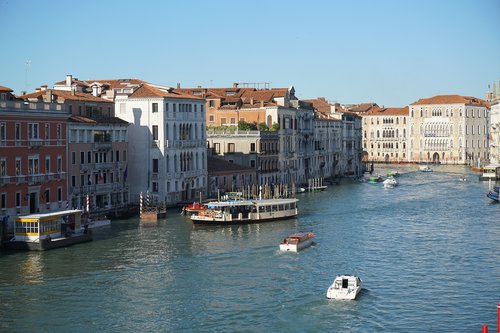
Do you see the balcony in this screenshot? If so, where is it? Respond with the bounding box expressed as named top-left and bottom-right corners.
top-left (95, 162), bottom-right (114, 170)
top-left (93, 142), bottom-right (112, 151)
top-left (28, 139), bottom-right (43, 148)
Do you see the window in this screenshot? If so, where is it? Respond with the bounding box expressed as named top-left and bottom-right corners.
top-left (72, 152), bottom-right (76, 164)
top-left (58, 188), bottom-right (62, 202)
top-left (45, 189), bottom-right (50, 204)
top-left (152, 158), bottom-right (159, 173)
top-left (123, 150), bottom-right (127, 161)
top-left (250, 160), bottom-right (256, 168)
top-left (45, 156), bottom-right (50, 173)
top-left (44, 123), bottom-right (50, 140)
top-left (15, 123), bottom-right (20, 142)
top-left (227, 143), bottom-right (235, 153)
top-left (0, 122), bottom-right (6, 143)
top-left (88, 151), bottom-right (91, 163)
top-left (0, 159), bottom-right (6, 176)
top-left (72, 176), bottom-right (76, 187)
top-left (16, 192), bottom-right (21, 207)
top-left (116, 150), bottom-right (120, 162)
top-left (250, 143), bottom-right (256, 152)
top-left (15, 158), bottom-right (21, 176)
top-left (152, 103), bottom-right (158, 113)
top-left (152, 125), bottom-right (158, 140)
top-left (221, 118), bottom-right (227, 125)
top-left (152, 182), bottom-right (158, 193)
top-left (209, 115), bottom-right (214, 122)
top-left (57, 156), bottom-right (62, 173)
top-left (28, 123), bottom-right (39, 139)
top-left (1, 193), bottom-right (5, 209)
top-left (28, 157), bottom-right (39, 175)
top-left (57, 124), bottom-right (62, 139)
top-left (209, 100), bottom-right (215, 107)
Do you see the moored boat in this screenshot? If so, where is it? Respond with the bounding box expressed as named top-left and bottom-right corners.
top-left (326, 275), bottom-right (363, 300)
top-left (183, 202), bottom-right (208, 214)
top-left (87, 216), bottom-right (111, 229)
top-left (387, 171), bottom-right (400, 177)
top-left (190, 198), bottom-right (298, 225)
top-left (479, 164), bottom-right (500, 181)
top-left (3, 210), bottom-right (92, 251)
top-left (279, 232), bottom-right (314, 252)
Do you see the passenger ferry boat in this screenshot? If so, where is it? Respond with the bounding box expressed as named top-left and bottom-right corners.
top-left (190, 198), bottom-right (299, 225)
top-left (479, 164), bottom-right (500, 181)
top-left (279, 232), bottom-right (314, 252)
top-left (4, 210), bottom-right (92, 251)
top-left (326, 275), bottom-right (363, 300)
top-left (182, 202), bottom-right (208, 215)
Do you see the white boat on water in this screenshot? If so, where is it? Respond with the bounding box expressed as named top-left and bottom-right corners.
top-left (383, 176), bottom-right (399, 188)
top-left (87, 217), bottom-right (111, 229)
top-left (420, 165), bottom-right (433, 172)
top-left (326, 275), bottom-right (362, 300)
top-left (279, 232), bottom-right (314, 252)
top-left (190, 198), bottom-right (299, 225)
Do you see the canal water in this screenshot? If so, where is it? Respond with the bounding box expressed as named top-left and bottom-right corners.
top-left (0, 165), bottom-right (498, 332)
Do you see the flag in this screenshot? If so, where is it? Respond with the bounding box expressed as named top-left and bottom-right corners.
top-left (123, 164), bottom-right (128, 183)
top-left (99, 171), bottom-right (104, 183)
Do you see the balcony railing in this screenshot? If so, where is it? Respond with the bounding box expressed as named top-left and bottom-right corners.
top-left (93, 142), bottom-right (112, 150)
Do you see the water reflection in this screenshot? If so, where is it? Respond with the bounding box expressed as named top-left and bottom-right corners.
top-left (19, 253), bottom-right (44, 284)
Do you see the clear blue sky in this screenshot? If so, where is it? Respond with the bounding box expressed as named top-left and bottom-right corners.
top-left (1, 0), bottom-right (499, 106)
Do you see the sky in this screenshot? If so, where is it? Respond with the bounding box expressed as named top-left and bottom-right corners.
top-left (1, 0), bottom-right (499, 107)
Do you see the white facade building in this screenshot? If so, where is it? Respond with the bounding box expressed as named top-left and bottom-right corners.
top-left (111, 82), bottom-right (207, 206)
top-left (409, 95), bottom-right (490, 165)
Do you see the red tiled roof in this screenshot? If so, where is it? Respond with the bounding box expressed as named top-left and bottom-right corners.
top-left (87, 79), bottom-right (145, 90)
top-left (347, 103), bottom-right (379, 113)
top-left (129, 84), bottom-right (203, 99)
top-left (365, 106), bottom-right (409, 116)
top-left (411, 95), bottom-right (490, 108)
top-left (0, 85), bottom-right (13, 92)
top-left (18, 89), bottom-right (114, 103)
top-left (54, 78), bottom-right (90, 87)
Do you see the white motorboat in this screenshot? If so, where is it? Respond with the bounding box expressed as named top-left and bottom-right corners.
top-left (383, 176), bottom-right (399, 188)
top-left (87, 216), bottom-right (111, 229)
top-left (420, 165), bottom-right (432, 172)
top-left (279, 232), bottom-right (314, 252)
top-left (326, 275), bottom-right (362, 300)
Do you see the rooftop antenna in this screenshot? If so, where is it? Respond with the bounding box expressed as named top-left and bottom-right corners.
top-left (24, 60), bottom-right (31, 92)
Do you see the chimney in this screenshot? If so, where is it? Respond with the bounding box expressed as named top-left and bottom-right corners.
top-left (250, 97), bottom-right (254, 105)
top-left (233, 83), bottom-right (239, 88)
top-left (40, 85), bottom-right (47, 91)
top-left (35, 87), bottom-right (41, 92)
top-left (71, 87), bottom-right (76, 96)
top-left (20, 91), bottom-right (26, 96)
top-left (176, 82), bottom-right (180, 89)
top-left (260, 100), bottom-right (264, 107)
top-left (66, 74), bottom-right (72, 87)
top-left (46, 90), bottom-right (53, 103)
top-left (92, 86), bottom-right (99, 97)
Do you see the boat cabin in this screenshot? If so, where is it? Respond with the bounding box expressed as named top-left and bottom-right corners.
top-left (480, 164), bottom-right (500, 181)
top-left (14, 209), bottom-right (83, 242)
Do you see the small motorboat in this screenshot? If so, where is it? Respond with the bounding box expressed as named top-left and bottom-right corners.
top-left (368, 175), bottom-right (383, 183)
top-left (326, 275), bottom-right (362, 300)
top-left (279, 232), bottom-right (314, 252)
top-left (458, 177), bottom-right (467, 182)
top-left (183, 202), bottom-right (208, 215)
top-left (87, 216), bottom-right (111, 229)
top-left (420, 165), bottom-right (433, 172)
top-left (383, 176), bottom-right (399, 188)
top-left (387, 171), bottom-right (400, 177)
top-left (486, 185), bottom-right (499, 202)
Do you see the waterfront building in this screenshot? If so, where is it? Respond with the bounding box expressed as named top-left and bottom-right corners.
top-left (0, 86), bottom-right (70, 232)
top-left (360, 106), bottom-right (409, 163)
top-left (93, 80), bottom-right (207, 206)
top-left (486, 81), bottom-right (500, 164)
top-left (207, 155), bottom-right (257, 197)
top-left (176, 84), bottom-right (315, 186)
top-left (305, 97), bottom-right (363, 177)
top-left (409, 95), bottom-right (490, 165)
top-left (19, 80), bottom-right (130, 217)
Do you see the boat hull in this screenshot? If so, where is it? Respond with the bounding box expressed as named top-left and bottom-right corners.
top-left (191, 212), bottom-right (297, 225)
top-left (279, 237), bottom-right (313, 252)
top-left (326, 286), bottom-right (362, 300)
top-left (3, 232), bottom-right (93, 251)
